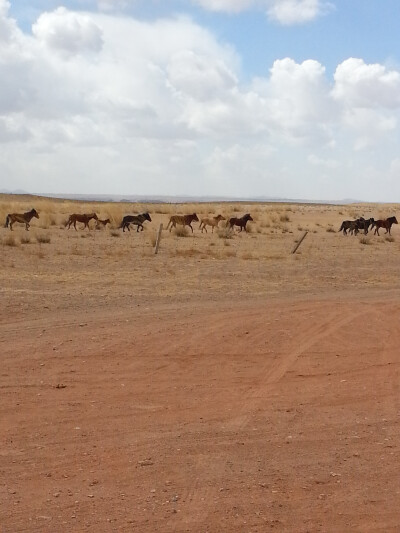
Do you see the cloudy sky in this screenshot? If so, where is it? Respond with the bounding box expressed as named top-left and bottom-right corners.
top-left (2, 1), bottom-right (400, 201)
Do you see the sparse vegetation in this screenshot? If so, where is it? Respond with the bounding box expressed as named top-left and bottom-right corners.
top-left (3, 235), bottom-right (18, 247)
top-left (36, 234), bottom-right (51, 244)
top-left (174, 226), bottom-right (189, 237)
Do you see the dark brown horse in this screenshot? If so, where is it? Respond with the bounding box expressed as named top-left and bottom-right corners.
top-left (340, 217), bottom-right (375, 236)
top-left (166, 213), bottom-right (199, 232)
top-left (66, 213), bottom-right (98, 230)
top-left (199, 214), bottom-right (226, 233)
top-left (372, 216), bottom-right (398, 236)
top-left (227, 213), bottom-right (253, 232)
top-left (120, 212), bottom-right (152, 232)
top-left (5, 208), bottom-right (39, 231)
top-left (95, 218), bottom-right (111, 229)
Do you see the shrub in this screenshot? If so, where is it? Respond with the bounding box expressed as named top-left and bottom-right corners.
top-left (36, 234), bottom-right (51, 244)
top-left (174, 226), bottom-right (189, 237)
top-left (217, 228), bottom-right (233, 239)
top-left (3, 235), bottom-right (18, 247)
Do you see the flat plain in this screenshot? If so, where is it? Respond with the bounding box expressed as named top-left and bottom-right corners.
top-left (1, 194), bottom-right (400, 532)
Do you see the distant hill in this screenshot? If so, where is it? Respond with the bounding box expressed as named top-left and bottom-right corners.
top-left (0, 190), bottom-right (364, 205)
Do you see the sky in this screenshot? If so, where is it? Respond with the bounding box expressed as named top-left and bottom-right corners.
top-left (1, 0), bottom-right (400, 201)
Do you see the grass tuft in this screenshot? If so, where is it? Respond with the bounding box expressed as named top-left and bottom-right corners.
top-left (36, 234), bottom-right (51, 244)
top-left (3, 235), bottom-right (18, 247)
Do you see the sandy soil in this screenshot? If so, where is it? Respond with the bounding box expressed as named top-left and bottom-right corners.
top-left (1, 198), bottom-right (400, 532)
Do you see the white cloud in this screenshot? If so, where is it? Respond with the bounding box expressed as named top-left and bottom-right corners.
top-left (333, 58), bottom-right (400, 109)
top-left (0, 5), bottom-right (400, 200)
top-left (0, 0), bottom-right (20, 43)
top-left (252, 58), bottom-right (336, 143)
top-left (308, 154), bottom-right (339, 168)
top-left (97, 0), bottom-right (129, 11)
top-left (191, 0), bottom-right (333, 24)
top-left (32, 7), bottom-right (104, 57)
top-left (167, 50), bottom-right (237, 101)
top-left (266, 0), bottom-right (333, 25)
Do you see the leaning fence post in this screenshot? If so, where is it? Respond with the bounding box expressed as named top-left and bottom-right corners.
top-left (154, 223), bottom-right (163, 254)
top-left (291, 230), bottom-right (308, 254)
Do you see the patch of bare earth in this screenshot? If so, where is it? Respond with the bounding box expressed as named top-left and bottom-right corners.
top-left (1, 196), bottom-right (400, 532)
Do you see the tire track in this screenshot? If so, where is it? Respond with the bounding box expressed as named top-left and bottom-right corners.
top-left (226, 306), bottom-right (359, 431)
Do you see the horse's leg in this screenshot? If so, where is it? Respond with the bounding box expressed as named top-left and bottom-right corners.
top-left (25, 222), bottom-right (30, 231)
top-left (189, 223), bottom-right (193, 233)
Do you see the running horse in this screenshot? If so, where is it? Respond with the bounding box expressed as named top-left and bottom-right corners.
top-left (227, 213), bottom-right (253, 232)
top-left (372, 216), bottom-right (398, 236)
top-left (120, 212), bottom-right (152, 232)
top-left (4, 208), bottom-right (39, 231)
top-left (199, 214), bottom-right (226, 233)
top-left (95, 218), bottom-right (111, 230)
top-left (166, 213), bottom-right (199, 233)
top-left (66, 213), bottom-right (98, 230)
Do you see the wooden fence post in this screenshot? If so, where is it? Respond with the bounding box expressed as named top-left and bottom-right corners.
top-left (154, 223), bottom-right (163, 254)
top-left (291, 230), bottom-right (308, 254)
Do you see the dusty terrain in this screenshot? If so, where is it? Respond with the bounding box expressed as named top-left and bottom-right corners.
top-left (1, 195), bottom-right (400, 532)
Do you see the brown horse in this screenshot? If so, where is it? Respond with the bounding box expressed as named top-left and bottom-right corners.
top-left (5, 208), bottom-right (39, 231)
top-left (66, 213), bottom-right (98, 230)
top-left (227, 213), bottom-right (253, 232)
top-left (199, 214), bottom-right (226, 233)
top-left (372, 216), bottom-right (398, 236)
top-left (166, 213), bottom-right (199, 233)
top-left (95, 218), bottom-right (111, 229)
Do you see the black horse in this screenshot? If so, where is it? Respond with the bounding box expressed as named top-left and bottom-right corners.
top-left (120, 212), bottom-right (152, 232)
top-left (348, 217), bottom-right (375, 235)
top-left (339, 217), bottom-right (374, 235)
top-left (227, 213), bottom-right (253, 232)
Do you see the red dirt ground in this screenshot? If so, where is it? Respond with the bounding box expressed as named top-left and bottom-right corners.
top-left (2, 292), bottom-right (400, 532)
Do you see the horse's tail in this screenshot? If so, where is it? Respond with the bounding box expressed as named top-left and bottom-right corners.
top-left (338, 222), bottom-right (344, 232)
top-left (4, 215), bottom-right (9, 228)
top-left (166, 218), bottom-right (172, 230)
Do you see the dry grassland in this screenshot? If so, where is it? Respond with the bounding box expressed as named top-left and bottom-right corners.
top-left (1, 195), bottom-right (399, 316)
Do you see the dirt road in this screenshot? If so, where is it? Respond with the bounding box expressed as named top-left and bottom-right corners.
top-left (2, 294), bottom-right (400, 532)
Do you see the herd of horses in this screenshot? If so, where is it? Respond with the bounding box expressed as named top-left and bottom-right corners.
top-left (3, 209), bottom-right (254, 234)
top-left (3, 208), bottom-right (398, 240)
top-left (339, 216), bottom-right (398, 236)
